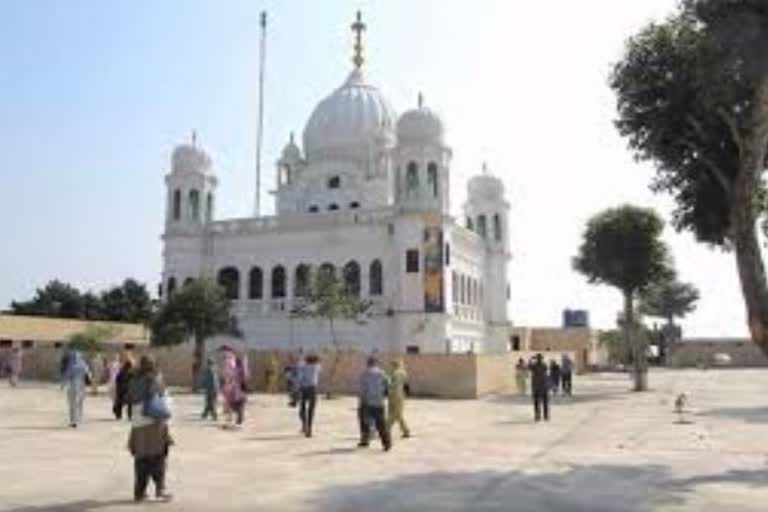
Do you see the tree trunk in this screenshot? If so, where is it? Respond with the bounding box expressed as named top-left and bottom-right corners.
top-left (326, 317), bottom-right (340, 399)
top-left (732, 78), bottom-right (768, 358)
top-left (192, 335), bottom-right (204, 393)
top-left (624, 290), bottom-right (647, 391)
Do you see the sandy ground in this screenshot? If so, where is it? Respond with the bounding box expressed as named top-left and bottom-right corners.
top-left (1, 368), bottom-right (767, 511)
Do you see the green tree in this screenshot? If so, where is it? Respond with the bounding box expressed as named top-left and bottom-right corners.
top-left (639, 275), bottom-right (700, 362)
top-left (292, 266), bottom-right (371, 398)
top-left (610, 0), bottom-right (768, 355)
top-left (150, 278), bottom-right (239, 390)
top-left (67, 324), bottom-right (118, 354)
top-left (10, 280), bottom-right (84, 318)
top-left (573, 205), bottom-right (672, 391)
top-left (100, 279), bottom-right (152, 323)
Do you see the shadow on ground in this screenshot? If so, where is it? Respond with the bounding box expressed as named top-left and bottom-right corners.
top-left (697, 406), bottom-right (768, 424)
top-left (487, 391), bottom-right (624, 407)
top-left (4, 499), bottom-right (142, 512)
top-left (304, 464), bottom-right (768, 512)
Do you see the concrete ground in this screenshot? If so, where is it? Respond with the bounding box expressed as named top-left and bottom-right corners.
top-left (1, 369), bottom-right (767, 512)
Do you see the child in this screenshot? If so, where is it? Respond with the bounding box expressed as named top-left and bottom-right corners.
top-left (128, 355), bottom-right (174, 502)
top-left (128, 419), bottom-right (174, 501)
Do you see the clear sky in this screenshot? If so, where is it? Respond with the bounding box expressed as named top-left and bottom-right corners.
top-left (0, 0), bottom-right (749, 337)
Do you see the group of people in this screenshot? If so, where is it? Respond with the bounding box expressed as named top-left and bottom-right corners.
top-left (515, 353), bottom-right (575, 422)
top-left (59, 346), bottom-right (174, 501)
top-left (197, 347), bottom-right (250, 427)
top-left (200, 349), bottom-right (411, 450)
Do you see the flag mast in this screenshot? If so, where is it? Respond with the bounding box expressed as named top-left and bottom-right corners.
top-left (254, 10), bottom-right (267, 217)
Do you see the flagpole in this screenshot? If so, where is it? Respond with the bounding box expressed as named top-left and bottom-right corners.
top-left (255, 10), bottom-right (267, 217)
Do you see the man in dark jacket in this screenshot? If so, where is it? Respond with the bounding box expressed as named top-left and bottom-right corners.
top-left (529, 354), bottom-right (550, 422)
top-left (357, 357), bottom-right (392, 451)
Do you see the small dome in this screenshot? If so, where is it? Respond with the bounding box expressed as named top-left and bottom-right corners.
top-left (171, 144), bottom-right (212, 175)
top-left (397, 103), bottom-right (444, 144)
top-left (281, 133), bottom-right (302, 161)
top-left (468, 164), bottom-right (505, 200)
top-left (303, 68), bottom-right (397, 158)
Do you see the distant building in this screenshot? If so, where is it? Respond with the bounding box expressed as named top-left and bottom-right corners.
top-left (0, 314), bottom-right (150, 350)
top-left (562, 309), bottom-right (589, 328)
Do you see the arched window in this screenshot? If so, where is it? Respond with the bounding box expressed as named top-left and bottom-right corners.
top-left (349, 201), bottom-right (360, 209)
top-left (343, 261), bottom-right (361, 296)
top-left (308, 205), bottom-right (319, 213)
top-left (477, 215), bottom-right (487, 238)
top-left (271, 265), bottom-right (286, 299)
top-left (172, 189), bottom-right (181, 221)
top-left (493, 214), bottom-right (502, 241)
top-left (460, 275), bottom-right (466, 305)
top-left (183, 277), bottom-right (194, 287)
top-left (167, 277), bottom-right (177, 296)
top-left (294, 264), bottom-right (311, 298)
top-left (217, 267), bottom-right (240, 300)
top-left (249, 267), bottom-right (263, 299)
top-left (327, 176), bottom-right (341, 189)
top-left (369, 260), bottom-right (383, 296)
top-left (452, 271), bottom-right (458, 303)
top-left (427, 162), bottom-right (438, 198)
top-left (206, 193), bottom-right (213, 222)
top-left (445, 243), bottom-right (451, 266)
top-left (328, 204), bottom-right (339, 211)
top-left (189, 189), bottom-right (201, 222)
top-left (406, 162), bottom-right (419, 193)
top-left (466, 217), bottom-right (474, 231)
top-left (319, 262), bottom-right (336, 281)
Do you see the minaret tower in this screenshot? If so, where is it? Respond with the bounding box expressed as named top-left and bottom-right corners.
top-left (463, 163), bottom-right (511, 349)
top-left (164, 132), bottom-right (218, 234)
top-left (394, 93), bottom-right (451, 213)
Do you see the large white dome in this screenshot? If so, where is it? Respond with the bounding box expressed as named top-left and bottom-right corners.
top-left (303, 68), bottom-right (397, 158)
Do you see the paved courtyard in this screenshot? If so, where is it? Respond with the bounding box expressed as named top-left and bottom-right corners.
top-left (1, 369), bottom-right (767, 511)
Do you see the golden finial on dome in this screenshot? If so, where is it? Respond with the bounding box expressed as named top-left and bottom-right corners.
top-left (351, 10), bottom-right (366, 69)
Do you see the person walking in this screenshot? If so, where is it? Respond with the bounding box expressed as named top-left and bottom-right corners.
top-left (357, 357), bottom-right (392, 451)
top-left (234, 354), bottom-right (249, 425)
top-left (515, 358), bottom-right (529, 395)
top-left (549, 359), bottom-right (562, 396)
top-left (107, 353), bottom-right (121, 401)
top-left (219, 348), bottom-right (247, 428)
top-left (61, 349), bottom-right (92, 428)
top-left (283, 355), bottom-right (299, 407)
top-left (387, 360), bottom-right (411, 439)
top-left (8, 347), bottom-right (22, 387)
top-left (114, 358), bottom-right (135, 420)
top-left (199, 357), bottom-right (219, 421)
top-left (561, 354), bottom-right (574, 396)
top-left (298, 354), bottom-right (321, 437)
top-left (529, 354), bottom-right (550, 422)
top-left (127, 355), bottom-right (173, 502)
top-left (265, 351), bottom-right (279, 394)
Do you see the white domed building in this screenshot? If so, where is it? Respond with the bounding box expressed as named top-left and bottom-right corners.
top-left (161, 15), bottom-right (511, 354)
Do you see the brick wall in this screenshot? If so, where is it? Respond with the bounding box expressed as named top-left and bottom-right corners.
top-left (17, 345), bottom-right (583, 398)
top-left (668, 339), bottom-right (768, 367)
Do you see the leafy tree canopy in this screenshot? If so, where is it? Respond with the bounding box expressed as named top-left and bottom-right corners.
top-left (573, 205), bottom-right (672, 295)
top-left (150, 278), bottom-right (237, 348)
top-left (611, 0), bottom-right (768, 245)
top-left (9, 279), bottom-right (152, 323)
top-left (639, 274), bottom-right (701, 324)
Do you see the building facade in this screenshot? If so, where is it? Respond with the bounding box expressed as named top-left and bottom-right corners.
top-left (160, 15), bottom-right (511, 354)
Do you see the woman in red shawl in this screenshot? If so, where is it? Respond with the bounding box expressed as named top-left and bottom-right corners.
top-left (219, 348), bottom-right (248, 428)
